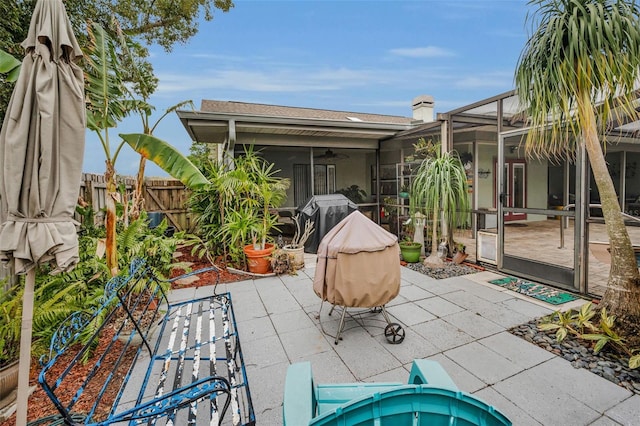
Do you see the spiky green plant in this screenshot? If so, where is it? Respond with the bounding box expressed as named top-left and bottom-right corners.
top-left (409, 149), bottom-right (469, 264)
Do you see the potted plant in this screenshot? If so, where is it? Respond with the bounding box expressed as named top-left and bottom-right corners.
top-left (412, 137), bottom-right (439, 159)
top-left (410, 147), bottom-right (470, 266)
top-left (399, 237), bottom-right (422, 263)
top-left (282, 215), bottom-right (315, 271)
top-left (399, 185), bottom-right (410, 199)
top-left (452, 242), bottom-right (468, 264)
top-left (335, 184), bottom-right (367, 204)
top-left (240, 151), bottom-right (290, 274)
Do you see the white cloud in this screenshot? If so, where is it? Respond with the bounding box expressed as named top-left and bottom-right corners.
top-left (155, 66), bottom-right (403, 96)
top-left (455, 71), bottom-right (515, 90)
top-left (389, 46), bottom-right (456, 58)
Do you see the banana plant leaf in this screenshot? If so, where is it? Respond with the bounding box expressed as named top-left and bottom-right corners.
top-left (120, 133), bottom-right (210, 189)
top-left (0, 49), bottom-right (22, 82)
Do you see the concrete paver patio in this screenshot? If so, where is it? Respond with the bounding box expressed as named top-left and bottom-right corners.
top-left (170, 263), bottom-right (639, 425)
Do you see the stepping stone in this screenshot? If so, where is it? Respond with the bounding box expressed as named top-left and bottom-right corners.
top-left (173, 274), bottom-right (200, 286)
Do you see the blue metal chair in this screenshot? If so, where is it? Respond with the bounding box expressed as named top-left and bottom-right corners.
top-left (283, 359), bottom-right (511, 425)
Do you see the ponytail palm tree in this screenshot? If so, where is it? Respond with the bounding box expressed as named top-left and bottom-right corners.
top-left (410, 150), bottom-right (469, 266)
top-left (515, 0), bottom-right (640, 318)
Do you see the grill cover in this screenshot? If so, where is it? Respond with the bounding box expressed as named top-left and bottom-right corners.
top-left (297, 194), bottom-right (358, 253)
top-left (313, 211), bottom-right (400, 308)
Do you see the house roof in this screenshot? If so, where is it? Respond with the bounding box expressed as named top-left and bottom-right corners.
top-left (177, 100), bottom-right (417, 148)
top-left (200, 100), bottom-right (415, 125)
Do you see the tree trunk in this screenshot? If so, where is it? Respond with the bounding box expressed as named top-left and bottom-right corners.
top-left (579, 94), bottom-right (640, 319)
top-left (105, 160), bottom-right (118, 277)
top-left (131, 157), bottom-right (146, 221)
top-left (424, 206), bottom-right (444, 266)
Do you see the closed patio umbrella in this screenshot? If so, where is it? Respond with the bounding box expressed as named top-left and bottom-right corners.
top-left (0, 0), bottom-right (85, 423)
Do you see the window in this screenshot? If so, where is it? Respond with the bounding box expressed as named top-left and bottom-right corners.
top-left (293, 164), bottom-right (336, 205)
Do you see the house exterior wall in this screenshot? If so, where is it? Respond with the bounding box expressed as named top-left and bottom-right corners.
top-left (526, 157), bottom-right (549, 221)
top-left (477, 143), bottom-right (497, 209)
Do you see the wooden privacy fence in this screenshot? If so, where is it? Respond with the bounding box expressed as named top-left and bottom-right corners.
top-left (79, 173), bottom-right (194, 231)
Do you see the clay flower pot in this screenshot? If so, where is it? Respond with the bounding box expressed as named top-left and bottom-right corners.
top-left (243, 243), bottom-right (276, 274)
top-left (282, 245), bottom-right (305, 270)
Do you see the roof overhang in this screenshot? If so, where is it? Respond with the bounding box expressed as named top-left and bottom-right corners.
top-left (177, 110), bottom-right (414, 149)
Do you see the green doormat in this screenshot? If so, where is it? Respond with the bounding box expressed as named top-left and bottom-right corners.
top-left (488, 277), bottom-right (579, 305)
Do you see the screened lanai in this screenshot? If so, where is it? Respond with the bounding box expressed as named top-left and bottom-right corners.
top-left (382, 90), bottom-right (640, 297)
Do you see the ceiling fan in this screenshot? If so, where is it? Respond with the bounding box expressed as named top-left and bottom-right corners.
top-left (314, 149), bottom-right (349, 160)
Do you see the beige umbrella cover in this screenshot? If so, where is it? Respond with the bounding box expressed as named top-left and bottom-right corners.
top-left (0, 0), bottom-right (84, 273)
top-left (0, 0), bottom-right (84, 423)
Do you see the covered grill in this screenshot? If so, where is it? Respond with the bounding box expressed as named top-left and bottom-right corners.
top-left (313, 211), bottom-right (404, 344)
top-left (296, 194), bottom-right (358, 253)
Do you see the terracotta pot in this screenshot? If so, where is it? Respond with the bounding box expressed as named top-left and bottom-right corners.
top-left (0, 360), bottom-right (18, 409)
top-left (243, 244), bottom-right (275, 274)
top-left (283, 245), bottom-right (305, 270)
top-left (453, 251), bottom-right (469, 264)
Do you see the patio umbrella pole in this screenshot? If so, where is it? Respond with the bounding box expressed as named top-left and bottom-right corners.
top-left (16, 268), bottom-right (35, 426)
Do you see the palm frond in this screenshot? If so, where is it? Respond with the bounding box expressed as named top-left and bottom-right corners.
top-left (83, 21), bottom-right (130, 132)
top-left (516, 0), bottom-right (640, 157)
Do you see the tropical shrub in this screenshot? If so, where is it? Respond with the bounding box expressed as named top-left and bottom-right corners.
top-left (0, 209), bottom-right (187, 365)
top-left (188, 146), bottom-right (290, 268)
top-left (539, 302), bottom-right (640, 369)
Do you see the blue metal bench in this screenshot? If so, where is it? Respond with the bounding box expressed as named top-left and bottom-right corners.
top-left (283, 359), bottom-right (511, 425)
top-left (37, 258), bottom-right (255, 426)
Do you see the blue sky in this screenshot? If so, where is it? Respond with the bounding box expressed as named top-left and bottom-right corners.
top-left (90, 0), bottom-right (534, 176)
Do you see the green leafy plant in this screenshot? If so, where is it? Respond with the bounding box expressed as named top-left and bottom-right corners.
top-left (581, 308), bottom-right (625, 355)
top-left (630, 351), bottom-right (640, 370)
top-left (188, 146), bottom-right (289, 268)
top-left (0, 48), bottom-right (21, 82)
top-left (84, 22), bottom-right (209, 276)
top-left (538, 302), bottom-right (639, 369)
top-left (335, 184), bottom-right (367, 204)
top-left (412, 137), bottom-right (439, 159)
top-left (0, 232), bottom-right (111, 366)
top-left (539, 303), bottom-right (599, 342)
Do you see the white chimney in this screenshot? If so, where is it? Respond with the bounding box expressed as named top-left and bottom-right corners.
top-left (412, 95), bottom-right (434, 122)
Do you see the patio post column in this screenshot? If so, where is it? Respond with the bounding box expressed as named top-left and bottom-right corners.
top-left (310, 148), bottom-right (315, 197)
top-left (575, 141), bottom-right (588, 293)
top-left (225, 119), bottom-right (236, 169)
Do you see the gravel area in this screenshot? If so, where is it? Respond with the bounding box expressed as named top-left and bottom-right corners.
top-left (510, 321), bottom-right (640, 394)
top-left (404, 261), bottom-right (481, 279)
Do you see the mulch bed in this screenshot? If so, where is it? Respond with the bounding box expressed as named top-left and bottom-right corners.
top-left (1, 249), bottom-right (247, 425)
top-left (1, 328), bottom-right (137, 426)
top-left (169, 251), bottom-right (251, 288)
